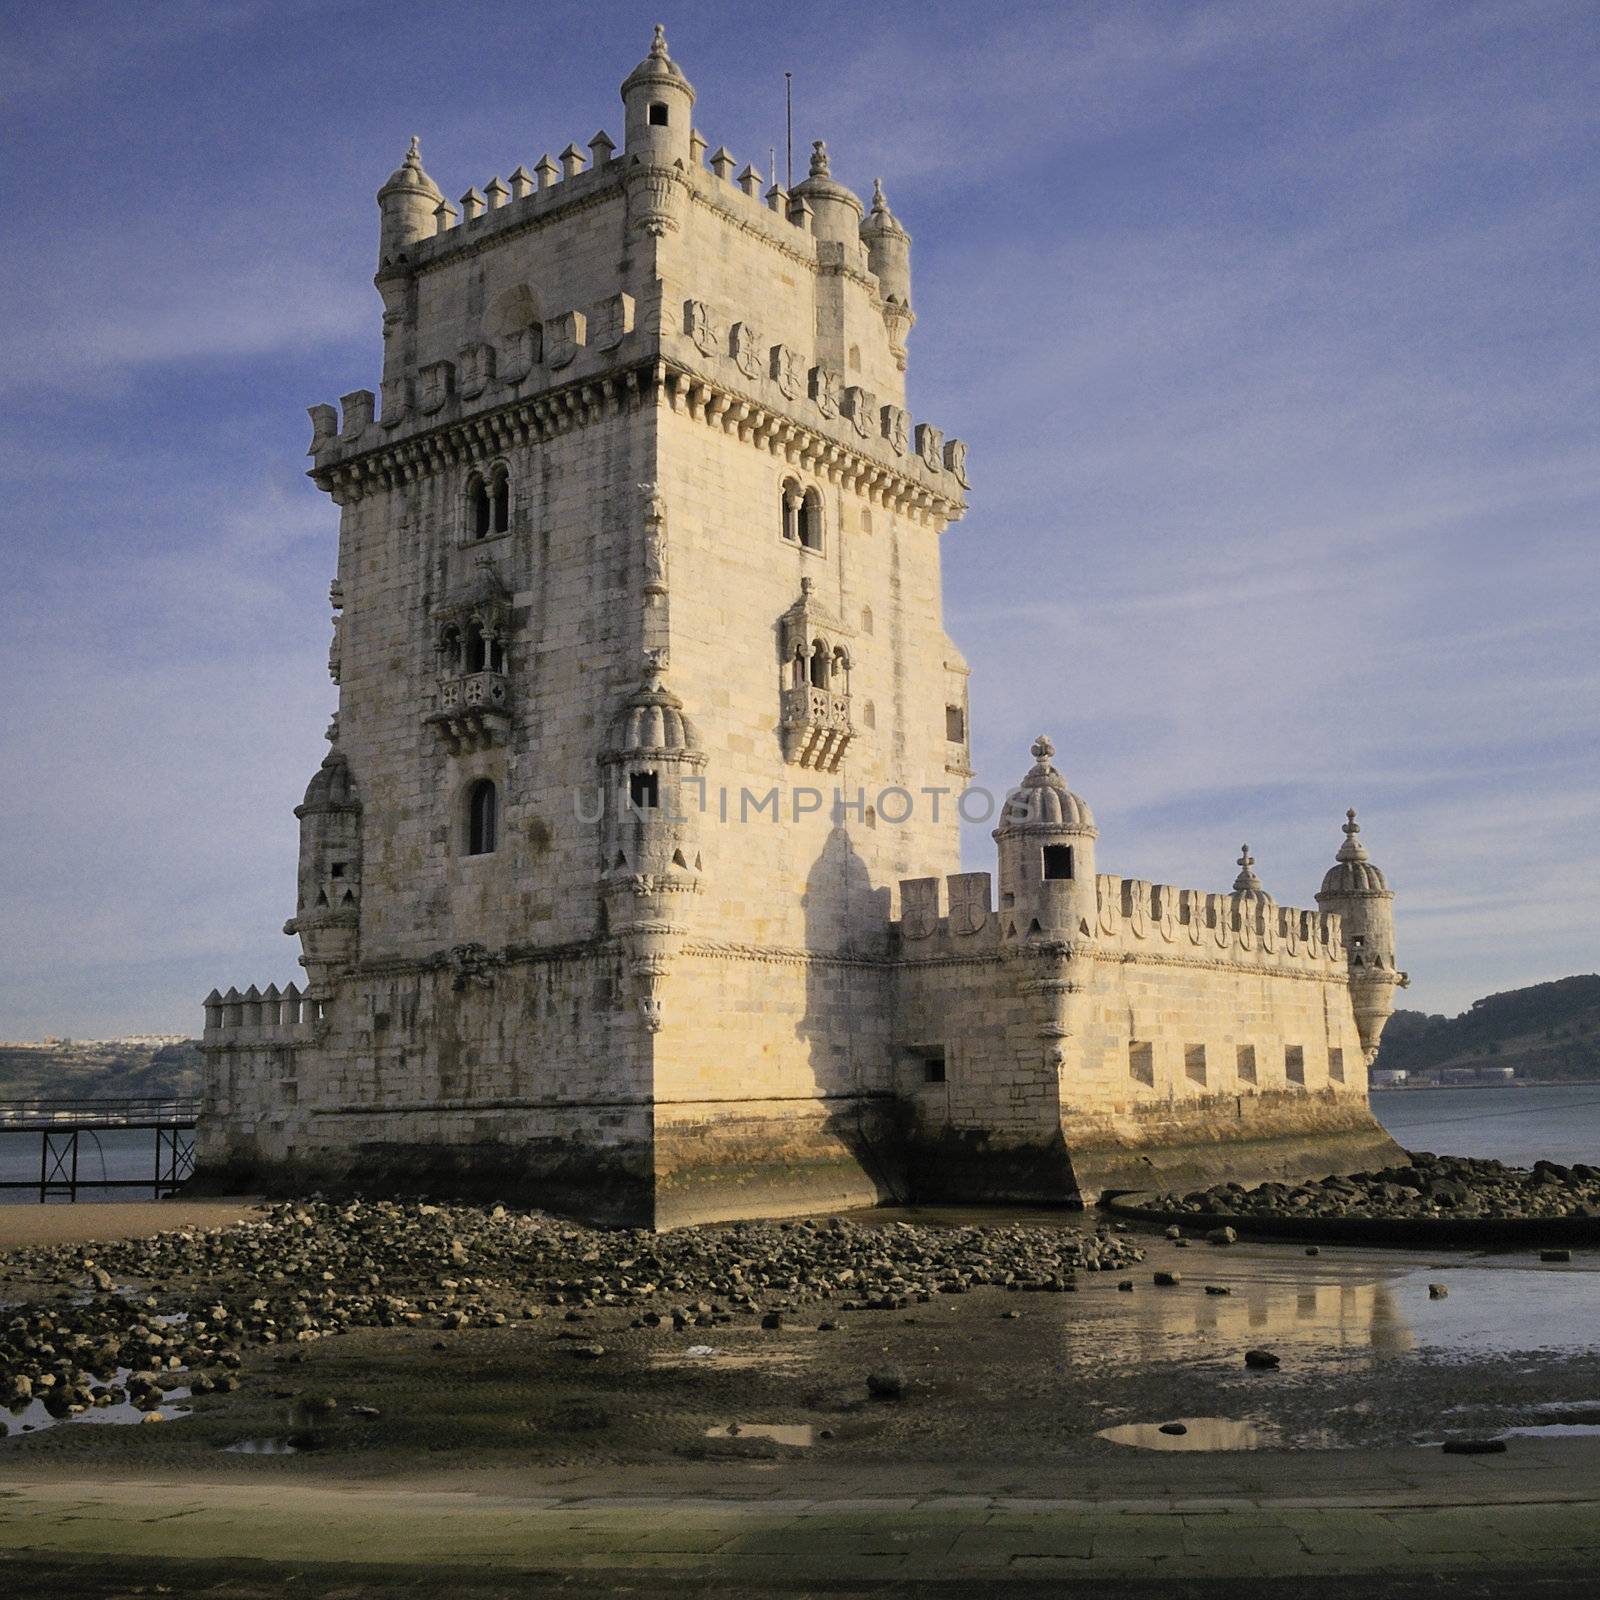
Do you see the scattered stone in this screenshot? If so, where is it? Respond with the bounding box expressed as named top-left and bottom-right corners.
top-left (1305, 1246), bottom-right (1320, 1257)
top-left (1206, 1227), bottom-right (1236, 1246)
top-left (1153, 1271), bottom-right (1181, 1287)
top-left (1244, 1349), bottom-right (1280, 1370)
top-left (1117, 1281), bottom-right (1133, 1292)
top-left (760, 1312), bottom-right (783, 1330)
top-left (1442, 1438), bottom-right (1507, 1455)
top-left (1204, 1285), bottom-right (1231, 1296)
top-left (1164, 1225), bottom-right (1182, 1240)
top-left (351, 1405), bottom-right (381, 1418)
top-left (866, 1366), bottom-right (906, 1400)
top-left (1540, 1249), bottom-right (1572, 1263)
top-left (1158, 1422), bottom-right (1187, 1436)
top-left (1001, 1309), bottom-right (1022, 1320)
top-left (1428, 1284), bottom-right (1449, 1299)
top-left (569, 1344), bottom-right (606, 1359)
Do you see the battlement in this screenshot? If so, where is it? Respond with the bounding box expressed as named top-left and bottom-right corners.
top-left (894, 871), bottom-right (1346, 968)
top-left (201, 983), bottom-right (320, 1045)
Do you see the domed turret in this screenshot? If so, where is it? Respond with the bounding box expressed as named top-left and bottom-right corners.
top-left (792, 141), bottom-right (864, 246)
top-left (860, 178), bottom-right (913, 314)
top-left (285, 746), bottom-right (363, 996)
top-left (993, 735), bottom-right (1097, 941)
top-left (376, 136), bottom-right (443, 269)
top-left (599, 664), bottom-right (709, 1032)
top-left (1316, 809), bottom-right (1403, 1060)
top-left (1231, 844), bottom-right (1270, 900)
top-left (620, 24), bottom-right (695, 167)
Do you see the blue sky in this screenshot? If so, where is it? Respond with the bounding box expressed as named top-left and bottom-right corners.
top-left (1, 0), bottom-right (1596, 1037)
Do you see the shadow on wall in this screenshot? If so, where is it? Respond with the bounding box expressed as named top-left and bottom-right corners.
top-left (796, 822), bottom-right (905, 1203)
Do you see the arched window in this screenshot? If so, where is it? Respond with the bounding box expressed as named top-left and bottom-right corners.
top-left (464, 623), bottom-right (504, 675)
top-left (848, 344), bottom-right (861, 371)
top-left (468, 475), bottom-right (491, 539)
top-left (491, 468), bottom-right (510, 534)
top-left (780, 478), bottom-right (800, 542)
top-left (863, 700), bottom-right (876, 729)
top-left (860, 606), bottom-right (874, 635)
top-left (466, 779), bottom-right (498, 856)
top-left (439, 624), bottom-right (463, 671)
top-left (798, 488), bottom-right (823, 552)
top-left (809, 640), bottom-right (830, 689)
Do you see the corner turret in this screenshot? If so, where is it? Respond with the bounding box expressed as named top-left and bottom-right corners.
top-left (620, 24), bottom-right (695, 167)
top-left (1315, 809), bottom-right (1405, 1061)
top-left (376, 136), bottom-right (443, 270)
top-left (792, 141), bottom-right (863, 246)
top-left (283, 739), bottom-right (363, 997)
top-left (993, 735), bottom-right (1098, 942)
top-left (860, 178), bottom-right (915, 368)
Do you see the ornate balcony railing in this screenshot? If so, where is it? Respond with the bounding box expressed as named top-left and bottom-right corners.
top-left (780, 685), bottom-right (854, 771)
top-left (427, 670), bottom-right (511, 752)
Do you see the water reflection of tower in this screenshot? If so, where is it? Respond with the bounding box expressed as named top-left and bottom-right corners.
top-left (1110, 1272), bottom-right (1415, 1361)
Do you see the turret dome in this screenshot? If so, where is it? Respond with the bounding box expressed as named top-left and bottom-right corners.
top-left (378, 136), bottom-right (442, 204)
top-left (1319, 810), bottom-right (1391, 896)
top-left (792, 141), bottom-right (863, 221)
top-left (297, 748), bottom-right (360, 816)
top-left (608, 670), bottom-right (702, 758)
top-left (1232, 844), bottom-right (1271, 901)
top-left (859, 178), bottom-right (908, 243)
top-left (995, 736), bottom-right (1096, 835)
top-left (621, 23), bottom-right (695, 101)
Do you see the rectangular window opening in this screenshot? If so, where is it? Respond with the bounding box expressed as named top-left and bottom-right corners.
top-left (1328, 1047), bottom-right (1345, 1083)
top-left (945, 704), bottom-right (965, 742)
top-left (1236, 1044), bottom-right (1257, 1085)
top-left (329, 862), bottom-right (346, 878)
top-left (1184, 1044), bottom-right (1207, 1087)
top-left (1042, 844), bottom-right (1074, 881)
top-left (1285, 1045), bottom-right (1306, 1087)
top-left (629, 771), bottom-right (660, 810)
top-left (1129, 1040), bottom-right (1155, 1088)
top-left (922, 1051), bottom-right (947, 1085)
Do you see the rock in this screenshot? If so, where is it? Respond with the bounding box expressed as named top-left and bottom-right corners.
top-left (1000, 1309), bottom-right (1022, 1320)
top-left (1540, 1249), bottom-right (1572, 1263)
top-left (1428, 1284), bottom-right (1449, 1299)
top-left (1153, 1271), bottom-right (1181, 1287)
top-left (570, 1344), bottom-right (606, 1359)
top-left (1158, 1422), bottom-right (1187, 1436)
top-left (866, 1366), bottom-right (905, 1400)
top-left (1164, 1225), bottom-right (1182, 1240)
top-left (1442, 1438), bottom-right (1507, 1455)
top-left (1244, 1349), bottom-right (1280, 1369)
top-left (1304, 1246), bottom-right (1320, 1256)
top-left (1204, 1285), bottom-right (1231, 1296)
top-left (1206, 1227), bottom-right (1236, 1246)
top-left (760, 1312), bottom-right (783, 1330)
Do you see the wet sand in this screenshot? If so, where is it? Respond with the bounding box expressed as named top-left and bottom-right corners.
top-left (0, 1198), bottom-right (260, 1249)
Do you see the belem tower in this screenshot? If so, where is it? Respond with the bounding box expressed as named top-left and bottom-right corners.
top-left (200, 30), bottom-right (1409, 1226)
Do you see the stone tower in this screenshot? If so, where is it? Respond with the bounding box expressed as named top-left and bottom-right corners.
top-left (204, 30), bottom-right (970, 1225)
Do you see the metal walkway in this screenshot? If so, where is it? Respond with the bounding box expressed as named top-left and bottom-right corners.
top-left (0, 1098), bottom-right (198, 1201)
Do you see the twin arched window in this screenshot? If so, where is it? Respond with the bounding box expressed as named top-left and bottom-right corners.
top-left (468, 466), bottom-right (511, 540)
top-left (439, 621), bottom-right (504, 676)
top-left (466, 779), bottom-right (498, 856)
top-left (780, 479), bottom-right (824, 552)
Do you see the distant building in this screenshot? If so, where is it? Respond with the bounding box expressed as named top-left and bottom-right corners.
top-left (199, 31), bottom-right (1409, 1226)
top-left (1371, 1069), bottom-right (1409, 1087)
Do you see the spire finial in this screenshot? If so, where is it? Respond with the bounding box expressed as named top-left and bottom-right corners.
top-left (650, 22), bottom-right (667, 57)
top-left (1233, 844), bottom-right (1263, 895)
top-left (1336, 807), bottom-right (1370, 863)
top-left (1030, 734), bottom-right (1055, 766)
top-left (810, 140), bottom-right (830, 177)
top-left (407, 134), bottom-right (421, 162)
top-left (1344, 808), bottom-right (1359, 837)
top-left (872, 177), bottom-right (887, 210)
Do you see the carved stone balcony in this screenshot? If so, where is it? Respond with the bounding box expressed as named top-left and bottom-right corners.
top-left (780, 685), bottom-right (854, 771)
top-left (427, 670), bottom-right (511, 753)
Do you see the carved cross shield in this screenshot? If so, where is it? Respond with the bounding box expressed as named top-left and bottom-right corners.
top-left (900, 877), bottom-right (940, 940)
top-left (947, 872), bottom-right (991, 936)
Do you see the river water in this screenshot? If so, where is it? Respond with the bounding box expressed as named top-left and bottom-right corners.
top-left (0, 1087), bottom-right (1595, 1204)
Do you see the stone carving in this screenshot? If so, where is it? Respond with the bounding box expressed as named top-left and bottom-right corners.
top-left (592, 292), bottom-right (635, 351)
top-left (458, 342), bottom-right (496, 399)
top-left (418, 360), bottom-right (455, 415)
top-left (915, 421), bottom-right (943, 471)
top-left (943, 438), bottom-right (969, 487)
top-left (730, 321), bottom-right (763, 379)
top-left (628, 168), bottom-right (681, 236)
top-left (901, 878), bottom-right (939, 940)
top-left (639, 481), bottom-right (668, 596)
top-left (842, 385), bottom-right (876, 438)
top-left (546, 309), bottom-right (586, 368)
top-left (948, 873), bottom-right (991, 936)
top-left (881, 404), bottom-right (909, 455)
top-left (770, 343), bottom-right (803, 400)
top-left (684, 300), bottom-right (723, 359)
top-left (339, 390), bottom-right (374, 442)
top-left (307, 404), bottom-right (338, 457)
top-left (809, 365), bottom-right (840, 419)
top-left (379, 375), bottom-right (411, 429)
top-left (448, 943), bottom-right (498, 992)
top-left (499, 324), bottom-right (543, 384)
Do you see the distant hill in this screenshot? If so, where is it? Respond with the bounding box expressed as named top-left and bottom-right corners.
top-left (0, 1038), bottom-right (202, 1102)
top-left (1375, 975), bottom-right (1600, 1082)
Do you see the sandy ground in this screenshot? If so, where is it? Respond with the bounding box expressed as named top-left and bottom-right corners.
top-left (0, 1197), bottom-right (260, 1248)
top-left (3, 1208), bottom-right (1599, 1592)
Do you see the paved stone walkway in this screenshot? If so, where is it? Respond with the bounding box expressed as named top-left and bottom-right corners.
top-left (3, 1440), bottom-right (1599, 1585)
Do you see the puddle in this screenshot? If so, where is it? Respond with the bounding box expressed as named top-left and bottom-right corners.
top-left (1391, 1267), bottom-right (1600, 1353)
top-left (1097, 1417), bottom-right (1275, 1451)
top-left (650, 1348), bottom-right (814, 1372)
top-left (705, 1422), bottom-right (814, 1446)
top-left (223, 1437), bottom-right (300, 1454)
top-left (2, 1368), bottom-right (191, 1437)
top-left (1498, 1424), bottom-right (1600, 1439)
